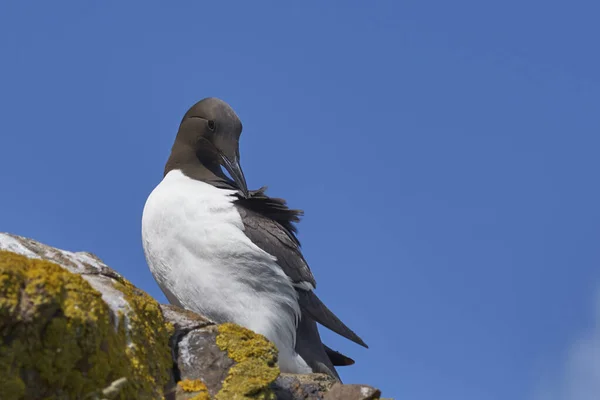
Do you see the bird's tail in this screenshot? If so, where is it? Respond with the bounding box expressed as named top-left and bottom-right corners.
top-left (324, 345), bottom-right (355, 366)
top-left (298, 290), bottom-right (368, 348)
top-left (295, 313), bottom-right (341, 381)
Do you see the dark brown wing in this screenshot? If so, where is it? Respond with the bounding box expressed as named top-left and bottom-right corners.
top-left (243, 187), bottom-right (303, 245)
top-left (234, 189), bottom-right (368, 348)
top-left (234, 193), bottom-right (316, 287)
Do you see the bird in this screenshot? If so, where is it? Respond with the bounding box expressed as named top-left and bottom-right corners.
top-left (141, 97), bottom-right (367, 380)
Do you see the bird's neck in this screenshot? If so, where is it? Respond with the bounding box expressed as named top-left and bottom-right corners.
top-left (164, 142), bottom-right (224, 185)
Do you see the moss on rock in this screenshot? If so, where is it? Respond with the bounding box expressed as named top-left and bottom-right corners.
top-left (215, 323), bottom-right (280, 400)
top-left (0, 250), bottom-right (172, 400)
top-left (178, 379), bottom-right (210, 400)
top-left (113, 278), bottom-right (173, 397)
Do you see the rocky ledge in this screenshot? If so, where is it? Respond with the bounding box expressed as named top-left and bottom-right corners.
top-left (0, 233), bottom-right (386, 400)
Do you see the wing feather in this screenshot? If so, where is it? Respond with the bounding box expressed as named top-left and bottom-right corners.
top-left (234, 189), bottom-right (368, 348)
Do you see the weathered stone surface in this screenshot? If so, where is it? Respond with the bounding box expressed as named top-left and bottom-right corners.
top-left (0, 232), bottom-right (121, 278)
top-left (323, 383), bottom-right (382, 400)
top-left (161, 304), bottom-right (213, 333)
top-left (177, 326), bottom-right (234, 396)
top-left (0, 233), bottom-right (387, 399)
top-left (271, 373), bottom-right (337, 399)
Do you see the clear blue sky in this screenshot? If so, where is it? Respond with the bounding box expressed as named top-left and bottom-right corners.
top-left (1, 2), bottom-right (599, 399)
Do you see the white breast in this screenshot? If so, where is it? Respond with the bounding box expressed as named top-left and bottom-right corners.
top-left (141, 169), bottom-right (311, 373)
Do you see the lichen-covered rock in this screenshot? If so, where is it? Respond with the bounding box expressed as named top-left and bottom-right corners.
top-left (161, 304), bottom-right (218, 399)
top-left (176, 379), bottom-right (211, 400)
top-left (161, 304), bottom-right (212, 333)
top-left (0, 233), bottom-right (387, 400)
top-left (214, 323), bottom-right (280, 399)
top-left (271, 373), bottom-right (337, 400)
top-left (167, 317), bottom-right (280, 399)
top-left (323, 383), bottom-right (382, 400)
top-left (0, 233), bottom-right (172, 399)
top-left (175, 325), bottom-right (234, 396)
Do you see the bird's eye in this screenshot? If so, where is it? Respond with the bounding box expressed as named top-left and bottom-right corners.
top-left (207, 120), bottom-right (216, 131)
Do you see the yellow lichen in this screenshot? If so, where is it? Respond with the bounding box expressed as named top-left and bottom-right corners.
top-left (188, 394), bottom-right (211, 400)
top-left (215, 323), bottom-right (280, 400)
top-left (113, 278), bottom-right (173, 397)
top-left (0, 250), bottom-right (172, 399)
top-left (179, 378), bottom-right (208, 392)
top-left (178, 379), bottom-right (210, 399)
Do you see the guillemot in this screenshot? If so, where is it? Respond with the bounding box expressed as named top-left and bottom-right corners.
top-left (141, 97), bottom-right (367, 380)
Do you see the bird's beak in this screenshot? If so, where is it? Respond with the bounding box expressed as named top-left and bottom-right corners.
top-left (219, 152), bottom-right (249, 197)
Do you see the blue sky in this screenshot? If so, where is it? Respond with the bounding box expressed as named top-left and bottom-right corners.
top-left (1, 1), bottom-right (599, 399)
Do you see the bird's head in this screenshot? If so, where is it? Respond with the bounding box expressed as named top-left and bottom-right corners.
top-left (170, 97), bottom-right (248, 196)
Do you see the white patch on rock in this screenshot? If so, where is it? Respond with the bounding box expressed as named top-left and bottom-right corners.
top-left (85, 275), bottom-right (131, 316)
top-left (74, 252), bottom-right (110, 270)
top-left (86, 276), bottom-right (134, 341)
top-left (0, 232), bottom-right (111, 274)
top-left (0, 232), bottom-right (131, 334)
top-left (52, 249), bottom-right (105, 273)
top-left (360, 386), bottom-right (371, 397)
top-left (178, 332), bottom-right (198, 368)
top-left (0, 233), bottom-right (40, 258)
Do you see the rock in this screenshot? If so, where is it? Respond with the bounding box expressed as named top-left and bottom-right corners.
top-left (161, 304), bottom-right (212, 333)
top-left (323, 383), bottom-right (382, 400)
top-left (271, 373), bottom-right (337, 399)
top-left (0, 233), bottom-right (387, 399)
top-left (0, 233), bottom-right (173, 399)
top-left (175, 325), bottom-right (235, 396)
